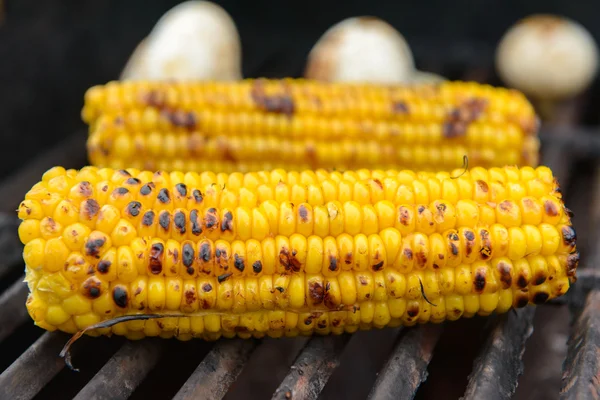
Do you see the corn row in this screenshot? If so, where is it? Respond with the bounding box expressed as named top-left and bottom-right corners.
top-left (33, 290), bottom-right (550, 342)
top-left (29, 254), bottom-right (570, 317)
top-left (82, 79), bottom-right (540, 172)
top-left (19, 165), bottom-right (578, 340)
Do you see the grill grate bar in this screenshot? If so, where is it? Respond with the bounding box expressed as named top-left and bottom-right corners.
top-left (0, 332), bottom-right (68, 400)
top-left (72, 340), bottom-right (163, 400)
top-left (462, 308), bottom-right (535, 400)
top-left (541, 127), bottom-right (600, 159)
top-left (271, 335), bottom-right (351, 400)
top-left (173, 339), bottom-right (259, 400)
top-left (560, 289), bottom-right (600, 399)
top-left (0, 276), bottom-right (28, 342)
top-left (367, 325), bottom-right (443, 400)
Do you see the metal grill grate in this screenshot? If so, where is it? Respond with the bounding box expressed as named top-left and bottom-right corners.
top-left (0, 73), bottom-right (599, 400)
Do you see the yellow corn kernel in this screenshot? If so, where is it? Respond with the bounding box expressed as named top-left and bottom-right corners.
top-left (288, 273), bottom-right (305, 309)
top-left (18, 219), bottom-right (41, 244)
top-left (23, 238), bottom-right (46, 269)
top-left (148, 276), bottom-right (166, 311)
top-left (73, 312), bottom-right (101, 330)
top-left (92, 291), bottom-right (115, 317)
top-left (44, 238), bottom-right (70, 272)
top-left (165, 277), bottom-right (183, 311)
top-left (463, 294), bottom-right (480, 317)
top-left (62, 294), bottom-right (92, 315)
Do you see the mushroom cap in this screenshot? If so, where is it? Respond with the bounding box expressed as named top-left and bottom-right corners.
top-left (496, 14), bottom-right (599, 99)
top-left (121, 1), bottom-right (242, 81)
top-left (120, 38), bottom-right (148, 80)
top-left (305, 17), bottom-right (415, 84)
top-left (411, 70), bottom-right (446, 84)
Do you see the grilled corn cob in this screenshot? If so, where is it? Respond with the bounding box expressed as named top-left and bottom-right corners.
top-left (18, 165), bottom-right (577, 341)
top-left (82, 79), bottom-right (540, 172)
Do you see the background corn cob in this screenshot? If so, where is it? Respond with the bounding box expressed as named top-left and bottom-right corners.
top-left (82, 79), bottom-right (540, 173)
top-left (17, 165), bottom-right (577, 341)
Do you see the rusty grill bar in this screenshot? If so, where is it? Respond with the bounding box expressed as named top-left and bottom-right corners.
top-left (0, 90), bottom-right (599, 400)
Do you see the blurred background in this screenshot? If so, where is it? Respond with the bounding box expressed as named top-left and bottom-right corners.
top-left (0, 1), bottom-right (598, 399)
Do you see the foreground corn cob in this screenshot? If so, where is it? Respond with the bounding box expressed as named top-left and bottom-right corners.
top-left (18, 165), bottom-right (577, 341)
top-left (82, 79), bottom-right (540, 173)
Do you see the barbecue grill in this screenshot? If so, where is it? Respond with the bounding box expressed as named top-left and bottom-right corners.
top-left (0, 40), bottom-right (599, 400)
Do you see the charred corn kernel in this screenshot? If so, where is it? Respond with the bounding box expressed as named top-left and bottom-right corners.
top-left (355, 272), bottom-right (374, 301)
top-left (322, 236), bottom-right (339, 277)
top-left (40, 217), bottom-right (62, 239)
top-left (63, 223), bottom-right (91, 251)
top-left (385, 269), bottom-right (406, 298)
top-left (273, 274), bottom-right (290, 309)
top-left (529, 283), bottom-right (552, 304)
top-left (63, 253), bottom-right (91, 283)
top-left (402, 300), bottom-right (420, 325)
top-left (19, 199), bottom-right (45, 220)
top-left (372, 272), bottom-right (387, 302)
top-left (324, 277), bottom-right (342, 308)
top-left (19, 164), bottom-right (579, 339)
top-left (445, 295), bottom-right (464, 320)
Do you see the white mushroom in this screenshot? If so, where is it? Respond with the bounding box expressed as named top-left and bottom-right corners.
top-left (305, 17), bottom-right (416, 84)
top-left (411, 70), bottom-right (446, 84)
top-left (120, 39), bottom-right (149, 80)
top-left (121, 1), bottom-right (242, 81)
top-left (496, 14), bottom-right (599, 100)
